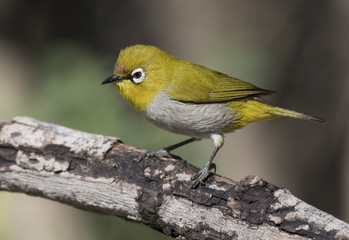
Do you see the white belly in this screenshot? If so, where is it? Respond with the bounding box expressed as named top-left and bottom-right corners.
top-left (145, 91), bottom-right (238, 138)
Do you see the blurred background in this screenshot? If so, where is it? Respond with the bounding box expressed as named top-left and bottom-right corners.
top-left (1, 0), bottom-right (348, 239)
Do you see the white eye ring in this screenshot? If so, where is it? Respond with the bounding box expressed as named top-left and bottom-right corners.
top-left (131, 68), bottom-right (145, 84)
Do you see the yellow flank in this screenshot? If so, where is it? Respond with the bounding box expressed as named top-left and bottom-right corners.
top-left (229, 100), bottom-right (321, 129)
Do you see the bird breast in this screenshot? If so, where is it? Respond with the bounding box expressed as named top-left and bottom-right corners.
top-left (145, 91), bottom-right (238, 138)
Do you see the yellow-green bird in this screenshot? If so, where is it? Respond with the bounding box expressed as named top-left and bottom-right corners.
top-left (102, 44), bottom-right (321, 188)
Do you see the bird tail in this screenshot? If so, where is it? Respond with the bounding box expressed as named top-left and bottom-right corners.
top-left (229, 99), bottom-right (322, 129)
top-left (268, 104), bottom-right (323, 122)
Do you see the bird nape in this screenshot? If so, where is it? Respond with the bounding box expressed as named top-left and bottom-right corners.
top-left (102, 44), bottom-right (322, 188)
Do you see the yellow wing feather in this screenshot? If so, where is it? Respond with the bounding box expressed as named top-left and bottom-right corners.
top-left (166, 60), bottom-right (272, 103)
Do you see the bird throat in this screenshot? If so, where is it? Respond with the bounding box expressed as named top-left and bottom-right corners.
top-left (115, 81), bottom-right (156, 113)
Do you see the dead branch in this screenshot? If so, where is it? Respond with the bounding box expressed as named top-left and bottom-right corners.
top-left (0, 116), bottom-right (348, 240)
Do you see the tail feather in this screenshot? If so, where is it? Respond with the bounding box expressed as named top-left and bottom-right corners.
top-left (270, 106), bottom-right (323, 122)
top-left (229, 99), bottom-right (323, 129)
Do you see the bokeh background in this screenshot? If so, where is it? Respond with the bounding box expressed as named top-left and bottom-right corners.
top-left (1, 0), bottom-right (348, 239)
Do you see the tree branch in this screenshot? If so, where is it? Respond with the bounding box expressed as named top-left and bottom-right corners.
top-left (0, 116), bottom-right (348, 240)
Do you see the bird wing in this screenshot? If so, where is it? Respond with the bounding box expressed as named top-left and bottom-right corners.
top-left (166, 63), bottom-right (273, 103)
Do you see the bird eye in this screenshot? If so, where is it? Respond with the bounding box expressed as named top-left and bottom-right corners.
top-left (131, 68), bottom-right (145, 84)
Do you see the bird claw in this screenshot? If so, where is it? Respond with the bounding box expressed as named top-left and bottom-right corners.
top-left (191, 163), bottom-right (216, 188)
top-left (137, 149), bottom-right (182, 161)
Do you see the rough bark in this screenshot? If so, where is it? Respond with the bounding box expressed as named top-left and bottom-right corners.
top-left (0, 116), bottom-right (348, 240)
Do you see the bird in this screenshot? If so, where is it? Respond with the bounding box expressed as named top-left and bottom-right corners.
top-left (101, 44), bottom-right (322, 188)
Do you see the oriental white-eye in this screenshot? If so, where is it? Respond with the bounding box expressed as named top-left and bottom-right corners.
top-left (102, 44), bottom-right (321, 188)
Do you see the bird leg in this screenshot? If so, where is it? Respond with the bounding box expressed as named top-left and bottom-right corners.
top-left (191, 134), bottom-right (224, 188)
top-left (138, 137), bottom-right (199, 161)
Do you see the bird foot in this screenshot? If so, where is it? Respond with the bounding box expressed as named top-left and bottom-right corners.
top-left (191, 163), bottom-right (216, 188)
top-left (137, 149), bottom-right (182, 161)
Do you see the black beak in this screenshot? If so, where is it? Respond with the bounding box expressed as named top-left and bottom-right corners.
top-left (101, 74), bottom-right (123, 85)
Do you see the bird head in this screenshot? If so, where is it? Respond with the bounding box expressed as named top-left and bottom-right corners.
top-left (102, 45), bottom-right (176, 112)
